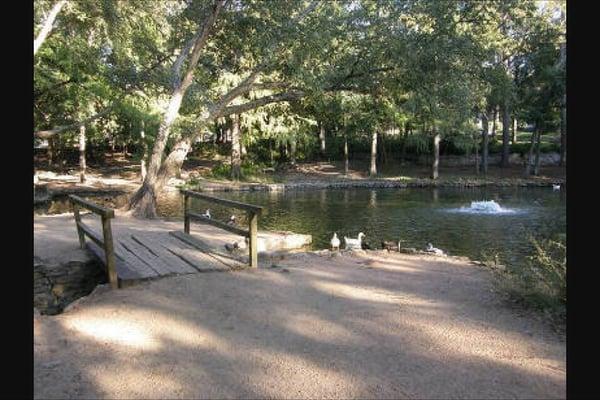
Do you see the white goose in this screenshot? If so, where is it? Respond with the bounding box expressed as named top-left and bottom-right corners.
top-left (330, 233), bottom-right (340, 251)
top-left (552, 184), bottom-right (561, 191)
top-left (425, 243), bottom-right (446, 256)
top-left (344, 232), bottom-right (365, 250)
top-left (201, 209), bottom-right (211, 219)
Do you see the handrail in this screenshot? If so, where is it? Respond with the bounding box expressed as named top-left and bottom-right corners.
top-left (69, 195), bottom-right (115, 218)
top-left (180, 189), bottom-right (263, 214)
top-left (181, 189), bottom-right (262, 268)
top-left (69, 195), bottom-right (118, 288)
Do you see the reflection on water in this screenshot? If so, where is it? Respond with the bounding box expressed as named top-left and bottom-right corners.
top-left (36, 186), bottom-right (565, 267)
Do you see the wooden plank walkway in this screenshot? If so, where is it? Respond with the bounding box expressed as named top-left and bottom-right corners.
top-left (86, 230), bottom-right (242, 283)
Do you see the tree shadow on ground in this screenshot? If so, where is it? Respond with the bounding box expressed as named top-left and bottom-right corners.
top-left (34, 250), bottom-right (565, 399)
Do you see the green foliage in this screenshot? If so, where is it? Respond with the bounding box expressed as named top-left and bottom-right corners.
top-left (34, 0), bottom-right (565, 174)
top-left (492, 235), bottom-right (566, 323)
top-left (208, 160), bottom-right (278, 183)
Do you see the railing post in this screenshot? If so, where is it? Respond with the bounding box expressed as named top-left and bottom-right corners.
top-left (73, 202), bottom-right (86, 249)
top-left (184, 193), bottom-right (190, 234)
top-left (248, 211), bottom-right (258, 268)
top-left (101, 216), bottom-right (119, 289)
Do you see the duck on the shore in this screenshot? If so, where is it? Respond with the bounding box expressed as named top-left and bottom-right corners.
top-left (224, 242), bottom-right (238, 252)
top-left (202, 209), bottom-right (211, 219)
top-left (330, 233), bottom-right (340, 251)
top-left (552, 184), bottom-right (561, 191)
top-left (361, 240), bottom-right (373, 250)
top-left (425, 242), bottom-right (446, 256)
top-left (344, 232), bottom-right (365, 250)
top-left (227, 215), bottom-right (236, 225)
top-left (382, 239), bottom-right (402, 252)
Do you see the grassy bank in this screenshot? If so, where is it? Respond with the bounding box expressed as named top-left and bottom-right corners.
top-left (483, 235), bottom-right (566, 331)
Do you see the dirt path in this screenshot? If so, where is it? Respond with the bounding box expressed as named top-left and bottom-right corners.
top-left (34, 250), bottom-right (565, 399)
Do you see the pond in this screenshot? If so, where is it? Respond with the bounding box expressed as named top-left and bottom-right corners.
top-left (36, 186), bottom-right (566, 268)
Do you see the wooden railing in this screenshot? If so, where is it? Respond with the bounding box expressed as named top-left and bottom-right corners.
top-left (180, 189), bottom-right (263, 268)
top-left (69, 195), bottom-right (118, 288)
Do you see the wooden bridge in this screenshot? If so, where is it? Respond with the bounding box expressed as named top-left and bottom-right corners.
top-left (69, 190), bottom-right (263, 288)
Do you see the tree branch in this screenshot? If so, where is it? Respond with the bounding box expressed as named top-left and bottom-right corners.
top-left (217, 91), bottom-right (305, 117)
top-left (34, 0), bottom-right (67, 55)
top-left (34, 106), bottom-right (114, 139)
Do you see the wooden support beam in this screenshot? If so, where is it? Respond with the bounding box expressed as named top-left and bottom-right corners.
top-left (73, 204), bottom-right (86, 249)
top-left (76, 221), bottom-right (104, 248)
top-left (248, 211), bottom-right (258, 268)
top-left (184, 194), bottom-right (190, 234)
top-left (101, 216), bottom-right (118, 289)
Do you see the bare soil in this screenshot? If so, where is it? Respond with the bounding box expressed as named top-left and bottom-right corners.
top-left (34, 248), bottom-right (565, 399)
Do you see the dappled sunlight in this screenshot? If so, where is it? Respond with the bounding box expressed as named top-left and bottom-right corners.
top-left (240, 346), bottom-right (367, 398)
top-left (281, 313), bottom-right (358, 344)
top-left (65, 318), bottom-right (159, 350)
top-left (92, 367), bottom-right (185, 399)
top-left (312, 280), bottom-right (429, 307)
top-left (61, 306), bottom-right (229, 352)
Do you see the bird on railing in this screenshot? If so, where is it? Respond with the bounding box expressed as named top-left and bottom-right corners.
top-left (552, 184), bottom-right (561, 191)
top-left (425, 242), bottom-right (446, 256)
top-left (201, 209), bottom-right (211, 219)
top-left (227, 215), bottom-right (236, 225)
top-left (344, 232), bottom-right (365, 250)
top-left (330, 233), bottom-right (340, 251)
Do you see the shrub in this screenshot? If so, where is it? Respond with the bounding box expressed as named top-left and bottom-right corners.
top-left (492, 234), bottom-right (566, 325)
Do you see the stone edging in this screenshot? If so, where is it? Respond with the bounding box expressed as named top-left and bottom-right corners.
top-left (195, 178), bottom-right (566, 192)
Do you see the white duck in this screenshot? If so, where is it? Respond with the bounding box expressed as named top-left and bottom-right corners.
top-left (227, 215), bottom-right (236, 225)
top-left (344, 232), bottom-right (365, 250)
top-left (425, 243), bottom-right (446, 256)
top-left (201, 209), bottom-right (211, 219)
top-left (330, 233), bottom-right (341, 251)
top-left (552, 184), bottom-right (561, 191)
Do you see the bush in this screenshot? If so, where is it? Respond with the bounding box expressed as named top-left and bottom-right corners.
top-left (208, 160), bottom-right (276, 182)
top-left (492, 235), bottom-right (566, 324)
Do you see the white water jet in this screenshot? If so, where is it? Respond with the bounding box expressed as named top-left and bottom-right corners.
top-left (445, 200), bottom-right (519, 215)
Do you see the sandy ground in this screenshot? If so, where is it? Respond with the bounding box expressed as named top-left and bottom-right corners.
top-left (34, 246), bottom-right (565, 398)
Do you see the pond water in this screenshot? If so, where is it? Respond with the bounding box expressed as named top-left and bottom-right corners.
top-left (36, 186), bottom-right (566, 267)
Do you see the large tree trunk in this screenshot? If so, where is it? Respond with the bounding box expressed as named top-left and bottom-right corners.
top-left (127, 0), bottom-right (224, 218)
top-left (48, 137), bottom-right (55, 167)
top-left (559, 42), bottom-right (566, 167)
top-left (524, 126), bottom-right (538, 176)
top-left (344, 132), bottom-right (349, 175)
top-left (319, 123), bottom-right (326, 158)
top-left (290, 138), bottom-right (297, 165)
top-left (400, 122), bottom-right (409, 165)
top-left (512, 117), bottom-right (518, 144)
top-left (491, 107), bottom-right (497, 138)
top-left (140, 120), bottom-right (147, 182)
top-left (230, 114), bottom-right (241, 180)
top-left (34, 0), bottom-right (67, 55)
top-left (501, 102), bottom-right (511, 167)
top-left (79, 124), bottom-right (86, 183)
top-left (560, 97), bottom-right (566, 166)
top-left (481, 112), bottom-right (490, 176)
top-left (431, 129), bottom-right (440, 180)
top-left (533, 129), bottom-right (542, 176)
top-left (474, 133), bottom-right (480, 175)
top-left (381, 131), bottom-right (388, 166)
top-left (369, 130), bottom-right (377, 176)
